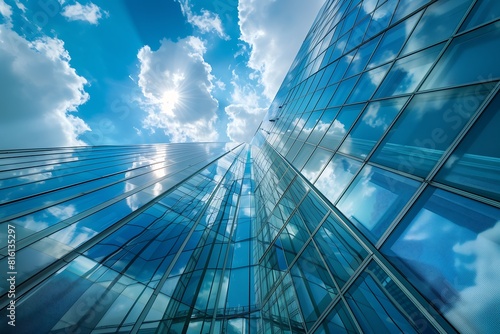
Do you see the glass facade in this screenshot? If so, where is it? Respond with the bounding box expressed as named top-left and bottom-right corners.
top-left (1, 0), bottom-right (499, 333)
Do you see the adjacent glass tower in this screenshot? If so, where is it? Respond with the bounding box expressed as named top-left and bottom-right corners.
top-left (1, 0), bottom-right (499, 333)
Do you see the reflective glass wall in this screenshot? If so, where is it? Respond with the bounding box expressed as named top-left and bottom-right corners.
top-left (259, 0), bottom-right (500, 332)
top-left (1, 0), bottom-right (499, 333)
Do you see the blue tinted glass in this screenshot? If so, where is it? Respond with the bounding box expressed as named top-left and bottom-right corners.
top-left (329, 75), bottom-right (359, 107)
top-left (314, 213), bottom-right (368, 287)
top-left (364, 0), bottom-right (398, 40)
top-left (345, 16), bottom-right (370, 51)
top-left (422, 23), bottom-right (500, 90)
top-left (392, 0), bottom-right (431, 23)
top-left (279, 212), bottom-right (310, 264)
top-left (460, 0), bottom-right (500, 32)
top-left (338, 165), bottom-right (420, 243)
top-left (339, 97), bottom-right (408, 159)
top-left (346, 261), bottom-right (438, 334)
top-left (345, 35), bottom-right (381, 77)
top-left (436, 92), bottom-right (500, 201)
top-left (302, 147), bottom-right (334, 183)
top-left (375, 43), bottom-right (444, 98)
top-left (347, 63), bottom-right (390, 103)
top-left (402, 0), bottom-right (473, 55)
top-left (314, 301), bottom-right (358, 334)
top-left (320, 103), bottom-right (365, 151)
top-left (291, 241), bottom-right (337, 329)
top-left (371, 84), bottom-right (494, 177)
top-left (309, 107), bottom-right (340, 144)
top-left (314, 154), bottom-right (362, 204)
top-left (382, 187), bottom-right (500, 333)
top-left (367, 13), bottom-right (420, 69)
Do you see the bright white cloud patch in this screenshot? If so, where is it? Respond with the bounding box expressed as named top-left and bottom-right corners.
top-left (238, 0), bottom-right (324, 100)
top-left (137, 36), bottom-right (219, 142)
top-left (61, 2), bottom-right (108, 25)
top-left (0, 0), bottom-right (12, 24)
top-left (178, 0), bottom-right (228, 39)
top-left (225, 72), bottom-right (267, 143)
top-left (0, 25), bottom-right (90, 149)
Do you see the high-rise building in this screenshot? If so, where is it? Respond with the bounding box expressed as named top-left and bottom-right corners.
top-left (1, 0), bottom-right (499, 333)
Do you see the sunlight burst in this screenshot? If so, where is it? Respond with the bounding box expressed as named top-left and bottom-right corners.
top-left (161, 89), bottom-right (181, 113)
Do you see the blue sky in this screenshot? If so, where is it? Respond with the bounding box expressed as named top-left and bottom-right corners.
top-left (0, 0), bottom-right (324, 148)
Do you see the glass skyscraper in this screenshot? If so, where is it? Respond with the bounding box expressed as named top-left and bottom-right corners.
top-left (1, 0), bottom-right (499, 333)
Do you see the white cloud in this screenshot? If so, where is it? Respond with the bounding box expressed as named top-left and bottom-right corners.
top-left (0, 25), bottom-right (90, 149)
top-left (446, 221), bottom-right (500, 333)
top-left (61, 2), bottom-right (108, 25)
top-left (178, 0), bottom-right (228, 39)
top-left (225, 72), bottom-right (267, 143)
top-left (0, 0), bottom-right (12, 25)
top-left (14, 0), bottom-right (26, 13)
top-left (237, 0), bottom-right (324, 100)
top-left (137, 36), bottom-right (219, 142)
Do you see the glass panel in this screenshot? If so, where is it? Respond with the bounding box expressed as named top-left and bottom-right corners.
top-left (436, 92), bottom-right (500, 201)
top-left (402, 0), bottom-right (473, 55)
top-left (367, 13), bottom-right (420, 69)
top-left (345, 35), bottom-right (381, 77)
top-left (279, 212), bottom-right (310, 264)
top-left (296, 191), bottom-right (328, 233)
top-left (291, 241), bottom-right (337, 329)
top-left (328, 75), bottom-right (359, 107)
top-left (292, 143), bottom-right (315, 170)
top-left (314, 301), bottom-right (359, 334)
top-left (339, 97), bottom-right (408, 159)
top-left (392, 0), bottom-right (431, 23)
top-left (301, 147), bottom-right (334, 183)
top-left (314, 213), bottom-right (368, 287)
top-left (320, 104), bottom-right (365, 151)
top-left (460, 0), bottom-right (500, 32)
top-left (346, 261), bottom-right (439, 334)
top-left (308, 107), bottom-right (340, 145)
top-left (347, 63), bottom-right (390, 103)
top-left (338, 165), bottom-right (420, 243)
top-left (371, 84), bottom-right (494, 177)
top-left (314, 154), bottom-right (362, 204)
top-left (375, 43), bottom-right (444, 98)
top-left (364, 0), bottom-right (398, 41)
top-left (422, 23), bottom-right (500, 90)
top-left (382, 187), bottom-right (500, 333)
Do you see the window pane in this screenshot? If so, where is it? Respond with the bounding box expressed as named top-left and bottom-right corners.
top-left (436, 92), bottom-right (500, 201)
top-left (382, 187), bottom-right (500, 333)
top-left (346, 261), bottom-right (439, 334)
top-left (314, 213), bottom-right (368, 287)
top-left (309, 107), bottom-right (340, 144)
top-left (302, 147), bottom-right (334, 183)
top-left (402, 0), bottom-right (473, 55)
top-left (291, 241), bottom-right (337, 329)
top-left (422, 23), bottom-right (500, 90)
top-left (371, 84), bottom-right (494, 177)
top-left (364, 0), bottom-right (398, 40)
top-left (314, 301), bottom-right (358, 334)
top-left (339, 97), bottom-right (408, 159)
top-left (460, 0), bottom-right (500, 32)
top-left (320, 104), bottom-right (365, 151)
top-left (347, 64), bottom-right (390, 103)
top-left (338, 165), bottom-right (420, 243)
top-left (367, 13), bottom-right (420, 69)
top-left (375, 43), bottom-right (444, 98)
top-left (314, 154), bottom-right (362, 204)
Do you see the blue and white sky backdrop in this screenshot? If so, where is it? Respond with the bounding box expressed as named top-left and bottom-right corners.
top-left (0, 0), bottom-right (324, 148)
